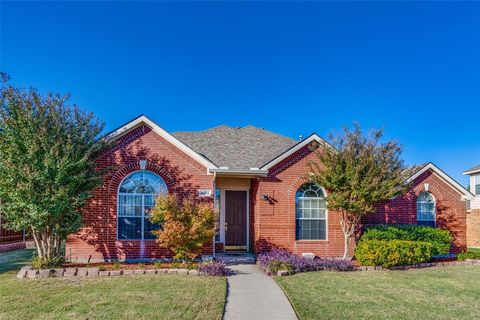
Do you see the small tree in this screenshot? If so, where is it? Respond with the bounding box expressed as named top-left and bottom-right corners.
top-left (0, 74), bottom-right (108, 265)
top-left (151, 195), bottom-right (216, 262)
top-left (309, 124), bottom-right (408, 260)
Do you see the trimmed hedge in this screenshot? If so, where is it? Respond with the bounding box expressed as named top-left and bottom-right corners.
top-left (361, 225), bottom-right (453, 256)
top-left (355, 239), bottom-right (433, 268)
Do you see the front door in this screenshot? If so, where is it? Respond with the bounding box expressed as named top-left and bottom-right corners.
top-left (225, 190), bottom-right (247, 250)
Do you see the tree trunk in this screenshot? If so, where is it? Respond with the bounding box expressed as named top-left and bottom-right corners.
top-left (340, 210), bottom-right (358, 260)
top-left (30, 226), bottom-right (63, 263)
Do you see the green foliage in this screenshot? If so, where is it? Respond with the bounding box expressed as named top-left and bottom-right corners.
top-left (355, 239), bottom-right (433, 268)
top-left (361, 225), bottom-right (453, 255)
top-left (31, 256), bottom-right (64, 270)
top-left (138, 263), bottom-right (145, 269)
top-left (457, 248), bottom-right (480, 261)
top-left (112, 262), bottom-right (121, 270)
top-left (154, 261), bottom-right (165, 269)
top-left (151, 195), bottom-right (216, 261)
top-left (268, 261), bottom-right (294, 274)
top-left (0, 76), bottom-right (109, 263)
top-left (309, 124), bottom-right (408, 259)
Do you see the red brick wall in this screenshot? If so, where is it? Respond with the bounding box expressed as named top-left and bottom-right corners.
top-left (363, 170), bottom-right (467, 253)
top-left (252, 145), bottom-right (467, 257)
top-left (252, 145), bottom-right (353, 258)
top-left (66, 125), bottom-right (214, 262)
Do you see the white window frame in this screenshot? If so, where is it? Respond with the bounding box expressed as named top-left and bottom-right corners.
top-left (116, 170), bottom-right (167, 241)
top-left (295, 183), bottom-right (328, 241)
top-left (474, 174), bottom-right (480, 196)
top-left (416, 192), bottom-right (436, 225)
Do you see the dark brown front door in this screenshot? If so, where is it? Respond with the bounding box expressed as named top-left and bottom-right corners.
top-left (225, 190), bottom-right (247, 248)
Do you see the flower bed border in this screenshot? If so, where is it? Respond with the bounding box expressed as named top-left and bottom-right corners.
top-left (17, 266), bottom-right (206, 279)
top-left (274, 259), bottom-right (480, 276)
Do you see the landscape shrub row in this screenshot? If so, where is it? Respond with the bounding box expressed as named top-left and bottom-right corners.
top-left (258, 248), bottom-right (355, 274)
top-left (360, 225), bottom-right (452, 255)
top-left (355, 239), bottom-right (433, 268)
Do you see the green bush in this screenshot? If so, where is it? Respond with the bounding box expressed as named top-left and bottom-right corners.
top-left (361, 225), bottom-right (452, 255)
top-left (457, 248), bottom-right (480, 261)
top-left (355, 239), bottom-right (433, 268)
top-left (31, 256), bottom-right (64, 270)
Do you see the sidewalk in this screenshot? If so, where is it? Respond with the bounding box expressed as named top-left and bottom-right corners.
top-left (223, 264), bottom-right (297, 320)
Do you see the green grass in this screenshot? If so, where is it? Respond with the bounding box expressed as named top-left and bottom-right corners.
top-left (276, 266), bottom-right (480, 320)
top-left (0, 250), bottom-right (226, 320)
top-left (457, 247), bottom-right (480, 261)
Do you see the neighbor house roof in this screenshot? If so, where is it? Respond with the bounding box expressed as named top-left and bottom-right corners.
top-left (173, 125), bottom-right (299, 170)
top-left (463, 165), bottom-right (480, 175)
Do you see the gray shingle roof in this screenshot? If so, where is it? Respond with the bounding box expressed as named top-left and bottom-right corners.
top-left (172, 125), bottom-right (299, 170)
top-left (464, 164), bottom-right (480, 174)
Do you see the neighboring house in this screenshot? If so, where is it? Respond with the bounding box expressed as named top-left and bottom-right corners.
top-left (65, 115), bottom-right (474, 262)
top-left (463, 165), bottom-right (480, 248)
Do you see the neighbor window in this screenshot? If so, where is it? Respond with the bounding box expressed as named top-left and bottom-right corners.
top-left (416, 192), bottom-right (436, 227)
top-left (475, 174), bottom-right (480, 195)
top-left (117, 171), bottom-right (168, 240)
top-left (295, 183), bottom-right (327, 240)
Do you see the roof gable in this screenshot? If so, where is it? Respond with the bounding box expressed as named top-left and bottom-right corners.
top-left (407, 162), bottom-right (474, 200)
top-left (105, 115), bottom-right (217, 171)
top-left (259, 133), bottom-right (331, 170)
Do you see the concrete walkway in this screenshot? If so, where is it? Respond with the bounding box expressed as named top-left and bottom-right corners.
top-left (223, 264), bottom-right (297, 320)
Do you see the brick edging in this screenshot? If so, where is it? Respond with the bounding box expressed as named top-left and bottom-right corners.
top-left (356, 259), bottom-right (480, 271)
top-left (274, 259), bottom-right (480, 276)
top-left (17, 266), bottom-right (203, 279)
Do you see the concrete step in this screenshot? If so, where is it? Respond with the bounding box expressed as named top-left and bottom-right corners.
top-left (215, 253), bottom-right (256, 265)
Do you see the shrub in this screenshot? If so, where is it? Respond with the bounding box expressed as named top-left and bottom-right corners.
top-left (257, 248), bottom-right (355, 274)
top-left (198, 261), bottom-right (228, 276)
top-left (151, 195), bottom-right (216, 261)
top-left (112, 262), bottom-right (121, 270)
top-left (361, 225), bottom-right (452, 255)
top-left (355, 239), bottom-right (433, 268)
top-left (457, 248), bottom-right (480, 261)
top-left (31, 256), bottom-right (64, 270)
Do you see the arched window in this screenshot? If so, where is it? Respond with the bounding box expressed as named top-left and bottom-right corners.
top-left (296, 183), bottom-right (327, 240)
top-left (417, 192), bottom-right (436, 227)
top-left (117, 171), bottom-right (168, 240)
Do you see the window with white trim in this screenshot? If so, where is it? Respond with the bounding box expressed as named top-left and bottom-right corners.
top-left (416, 192), bottom-right (436, 227)
top-left (475, 174), bottom-right (480, 196)
top-left (295, 183), bottom-right (327, 240)
top-left (117, 171), bottom-right (168, 240)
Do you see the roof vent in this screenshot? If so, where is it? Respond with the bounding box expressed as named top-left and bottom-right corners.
top-left (299, 135), bottom-right (303, 141)
top-left (219, 166), bottom-right (229, 170)
top-left (250, 167), bottom-right (260, 171)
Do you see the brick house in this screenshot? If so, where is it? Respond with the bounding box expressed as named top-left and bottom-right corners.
top-left (463, 165), bottom-right (480, 248)
top-left (66, 115), bottom-right (474, 262)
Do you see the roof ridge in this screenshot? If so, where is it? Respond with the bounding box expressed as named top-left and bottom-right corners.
top-left (239, 124), bottom-right (297, 142)
top-left (172, 124), bottom-right (233, 135)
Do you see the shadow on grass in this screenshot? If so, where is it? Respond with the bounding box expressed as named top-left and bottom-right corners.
top-left (0, 249), bottom-right (35, 273)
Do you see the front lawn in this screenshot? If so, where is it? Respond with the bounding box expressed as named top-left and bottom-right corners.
top-left (0, 250), bottom-right (226, 320)
top-left (276, 266), bottom-right (480, 320)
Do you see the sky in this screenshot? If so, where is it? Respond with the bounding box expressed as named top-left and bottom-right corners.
top-left (1, 1), bottom-right (479, 185)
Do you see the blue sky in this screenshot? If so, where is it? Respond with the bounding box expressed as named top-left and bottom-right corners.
top-left (1, 1), bottom-right (479, 184)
